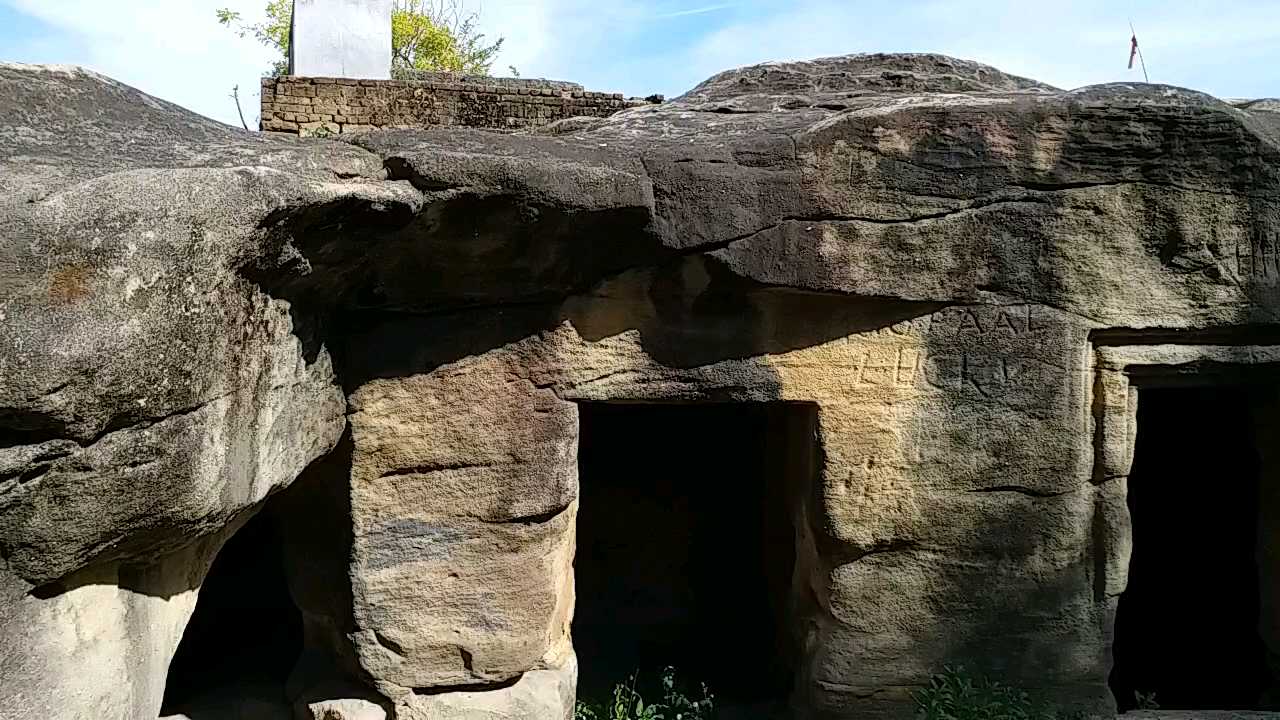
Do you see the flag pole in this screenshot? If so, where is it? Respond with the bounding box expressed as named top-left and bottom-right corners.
top-left (1129, 20), bottom-right (1150, 83)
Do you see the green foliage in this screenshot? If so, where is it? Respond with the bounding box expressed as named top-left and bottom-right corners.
top-left (217, 0), bottom-right (291, 76)
top-left (217, 0), bottom-right (504, 77)
top-left (390, 0), bottom-right (504, 77)
top-left (914, 665), bottom-right (1036, 720)
top-left (1133, 690), bottom-right (1160, 710)
top-left (913, 666), bottom-right (1088, 720)
top-left (575, 667), bottom-right (715, 720)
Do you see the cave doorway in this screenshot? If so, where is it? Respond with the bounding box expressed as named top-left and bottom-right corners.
top-left (1110, 384), bottom-right (1276, 712)
top-left (573, 402), bottom-right (816, 718)
top-left (160, 498), bottom-right (303, 719)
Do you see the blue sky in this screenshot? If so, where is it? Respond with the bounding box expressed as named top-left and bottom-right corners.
top-left (2, 0), bottom-right (1278, 128)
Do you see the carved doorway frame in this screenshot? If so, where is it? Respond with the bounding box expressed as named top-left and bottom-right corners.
top-left (1091, 340), bottom-right (1280, 711)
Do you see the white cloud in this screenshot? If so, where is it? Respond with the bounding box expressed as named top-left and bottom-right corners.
top-left (3, 0), bottom-right (621, 122)
top-left (4, 0), bottom-right (1276, 130)
top-left (683, 0), bottom-right (1280, 98)
top-left (654, 4), bottom-right (735, 19)
top-left (471, 0), bottom-right (554, 76)
top-left (476, 0), bottom-right (647, 81)
top-left (5, 0), bottom-right (283, 126)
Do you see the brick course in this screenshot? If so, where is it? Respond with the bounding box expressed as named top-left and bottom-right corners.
top-left (260, 75), bottom-right (655, 136)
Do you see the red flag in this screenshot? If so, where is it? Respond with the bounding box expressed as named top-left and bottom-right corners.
top-left (1128, 33), bottom-right (1138, 69)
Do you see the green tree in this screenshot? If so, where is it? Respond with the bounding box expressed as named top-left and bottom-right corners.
top-left (217, 0), bottom-right (291, 76)
top-left (217, 0), bottom-right (505, 78)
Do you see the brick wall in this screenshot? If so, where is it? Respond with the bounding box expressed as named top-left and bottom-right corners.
top-left (260, 74), bottom-right (655, 136)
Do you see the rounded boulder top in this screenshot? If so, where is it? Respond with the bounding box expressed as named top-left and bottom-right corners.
top-left (676, 52), bottom-right (1058, 105)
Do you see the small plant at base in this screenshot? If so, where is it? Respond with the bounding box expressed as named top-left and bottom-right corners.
top-left (914, 666), bottom-right (1087, 720)
top-left (575, 667), bottom-right (714, 720)
top-left (1133, 690), bottom-right (1159, 710)
top-left (915, 665), bottom-right (1035, 720)
top-left (659, 666), bottom-right (714, 720)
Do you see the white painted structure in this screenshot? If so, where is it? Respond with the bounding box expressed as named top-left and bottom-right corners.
top-left (289, 0), bottom-right (392, 80)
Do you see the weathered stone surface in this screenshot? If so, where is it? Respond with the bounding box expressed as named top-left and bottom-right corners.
top-left (320, 53), bottom-right (1278, 720)
top-left (398, 657), bottom-right (577, 720)
top-left (2, 51), bottom-right (1279, 720)
top-left (262, 75), bottom-right (645, 136)
top-left (305, 696), bottom-right (388, 720)
top-left (0, 63), bottom-right (382, 200)
top-left (0, 64), bottom-right (390, 720)
top-left (0, 67), bottom-right (370, 584)
top-left (346, 369), bottom-right (577, 692)
top-left (0, 522), bottom-right (232, 720)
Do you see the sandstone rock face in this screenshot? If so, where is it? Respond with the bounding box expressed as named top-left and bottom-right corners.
top-left (1, 54), bottom-right (1278, 720)
top-left (0, 64), bottom-right (368, 719)
top-left (0, 528), bottom-right (226, 720)
top-left (398, 657), bottom-right (577, 720)
top-left (305, 696), bottom-right (388, 720)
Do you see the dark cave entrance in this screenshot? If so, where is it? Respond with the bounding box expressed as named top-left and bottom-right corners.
top-left (1110, 384), bottom-right (1275, 712)
top-left (573, 402), bottom-right (815, 717)
top-left (160, 498), bottom-right (303, 718)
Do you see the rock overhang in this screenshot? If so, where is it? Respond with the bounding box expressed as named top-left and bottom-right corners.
top-left (4, 53), bottom-right (1279, 572)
